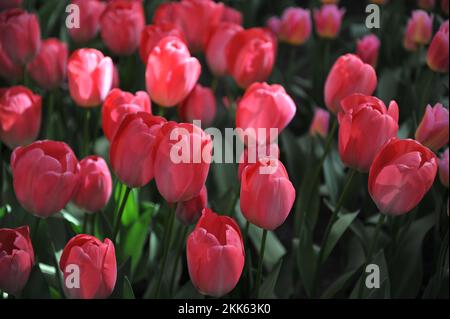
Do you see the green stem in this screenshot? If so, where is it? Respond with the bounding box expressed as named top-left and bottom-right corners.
top-left (227, 190), bottom-right (239, 217)
top-left (82, 110), bottom-right (91, 157)
top-left (32, 217), bottom-right (41, 244)
top-left (169, 225), bottom-right (189, 295)
top-left (45, 219), bottom-right (65, 297)
top-left (255, 229), bottom-right (268, 298)
top-left (112, 186), bottom-right (132, 244)
top-left (211, 77), bottom-right (219, 93)
top-left (91, 214), bottom-right (96, 236)
top-left (0, 143), bottom-right (3, 207)
top-left (46, 91), bottom-right (55, 139)
top-left (82, 213), bottom-right (88, 234)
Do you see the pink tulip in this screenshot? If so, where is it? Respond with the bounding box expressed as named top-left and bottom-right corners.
top-left (313, 4), bottom-right (345, 39)
top-left (415, 103), bottom-right (449, 151)
top-left (279, 7), bottom-right (312, 45)
top-left (427, 20), bottom-right (449, 73)
top-left (176, 185), bottom-right (208, 225)
top-left (439, 148), bottom-right (449, 187)
top-left (404, 10), bottom-right (433, 47)
top-left (356, 34), bottom-right (380, 68)
top-left (178, 84), bottom-right (216, 127)
top-left (266, 16), bottom-right (281, 35)
top-left (221, 6), bottom-right (243, 25)
top-left (309, 108), bottom-right (330, 138)
top-left (0, 41), bottom-right (22, 83)
top-left (69, 0), bottom-right (106, 44)
top-left (238, 143), bottom-right (280, 180)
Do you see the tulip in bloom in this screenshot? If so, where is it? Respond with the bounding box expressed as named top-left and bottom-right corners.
top-left (110, 112), bottom-right (166, 188)
top-left (176, 185), bottom-right (208, 225)
top-left (187, 209), bottom-right (244, 297)
top-left (72, 156), bottom-right (112, 213)
top-left (226, 28), bottom-right (276, 89)
top-left (0, 226), bottom-right (34, 296)
top-left (67, 48), bottom-right (113, 107)
top-left (69, 0), bottom-right (106, 44)
top-left (0, 42), bottom-right (22, 83)
top-left (222, 6), bottom-right (243, 25)
top-left (313, 4), bottom-right (345, 39)
top-left (60, 234), bottom-right (116, 299)
top-left (439, 148), bottom-right (449, 187)
top-left (368, 138), bottom-right (438, 215)
top-left (427, 21), bottom-right (449, 73)
top-left (11, 140), bottom-right (80, 218)
top-left (266, 16), bottom-right (281, 35)
top-left (309, 108), bottom-right (330, 138)
top-left (0, 86), bottom-right (41, 149)
top-left (356, 34), bottom-right (380, 68)
top-left (404, 10), bottom-right (433, 47)
top-left (145, 36), bottom-right (201, 107)
top-left (27, 38), bottom-right (68, 90)
top-left (338, 94), bottom-right (399, 172)
top-left (324, 54), bottom-right (377, 114)
top-left (238, 143), bottom-right (280, 180)
top-left (415, 103), bottom-right (449, 151)
top-left (0, 8), bottom-right (41, 65)
top-left (179, 84), bottom-right (216, 127)
top-left (279, 7), bottom-right (312, 45)
top-left (102, 88), bottom-right (152, 141)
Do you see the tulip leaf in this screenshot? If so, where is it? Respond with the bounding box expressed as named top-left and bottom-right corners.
top-left (114, 183), bottom-right (139, 226)
top-left (122, 276), bottom-right (135, 299)
top-left (21, 265), bottom-right (51, 299)
top-left (259, 259), bottom-right (282, 299)
top-left (323, 146), bottom-right (345, 205)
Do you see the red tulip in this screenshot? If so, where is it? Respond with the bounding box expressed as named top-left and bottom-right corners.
top-left (0, 0), bottom-right (22, 10)
top-left (152, 121), bottom-right (212, 203)
top-left (266, 16), bottom-right (281, 35)
top-left (222, 6), bottom-right (242, 25)
top-left (27, 38), bottom-right (68, 90)
top-left (145, 36), bottom-right (201, 107)
top-left (0, 226), bottom-right (34, 296)
top-left (309, 107), bottom-right (330, 138)
top-left (59, 234), bottom-right (116, 299)
top-left (404, 10), bottom-right (433, 47)
top-left (369, 138), bottom-right (438, 215)
top-left (187, 208), bottom-right (244, 297)
top-left (226, 28), bottom-right (276, 89)
top-left (240, 157), bottom-right (296, 230)
top-left (176, 185), bottom-right (208, 225)
top-left (313, 4), bottom-right (345, 39)
top-left (0, 86), bottom-right (41, 149)
top-left (102, 88), bottom-right (152, 141)
top-left (0, 41), bottom-right (22, 83)
top-left (439, 148), bottom-right (449, 187)
top-left (279, 7), bottom-right (312, 45)
top-left (324, 53), bottom-right (377, 114)
top-left (427, 21), bottom-right (449, 73)
top-left (205, 22), bottom-right (242, 76)
top-left (72, 156), bottom-right (112, 213)
top-left (236, 82), bottom-right (296, 146)
top-left (11, 140), bottom-right (80, 218)
top-left (415, 103), bottom-right (449, 151)
top-left (100, 0), bottom-right (145, 56)
top-left (238, 143), bottom-right (280, 180)
top-left (178, 84), bottom-right (216, 127)
top-left (67, 48), bottom-right (114, 107)
top-left (338, 94), bottom-right (399, 172)
top-left (356, 34), bottom-right (380, 68)
top-left (69, 0), bottom-right (106, 44)
top-left (110, 112), bottom-right (166, 188)
top-left (152, 2), bottom-right (178, 25)
top-left (0, 8), bottom-right (41, 65)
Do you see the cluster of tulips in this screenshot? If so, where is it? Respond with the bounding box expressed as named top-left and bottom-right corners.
top-left (0, 0), bottom-right (449, 299)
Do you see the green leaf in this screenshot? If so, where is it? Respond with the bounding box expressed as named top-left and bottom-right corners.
top-left (21, 265), bottom-right (51, 299)
top-left (297, 223), bottom-right (318, 298)
top-left (259, 259), bottom-right (282, 299)
top-left (321, 263), bottom-right (364, 299)
top-left (122, 276), bottom-right (135, 299)
top-left (114, 184), bottom-right (139, 226)
top-left (323, 145), bottom-right (345, 205)
top-left (174, 281), bottom-right (204, 299)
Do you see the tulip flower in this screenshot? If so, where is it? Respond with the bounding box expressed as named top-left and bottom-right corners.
top-left (324, 54), bottom-right (377, 114)
top-left (427, 21), bottom-right (449, 73)
top-left (67, 48), bottom-right (114, 107)
top-left (356, 34), bottom-right (380, 68)
top-left (0, 8), bottom-right (41, 65)
top-left (11, 140), bottom-right (80, 218)
top-left (27, 38), bottom-right (68, 90)
top-left (0, 86), bottom-right (42, 149)
top-left (236, 82), bottom-right (296, 146)
top-left (145, 36), bottom-right (201, 107)
top-left (404, 10), bottom-right (433, 47)
top-left (439, 148), bottom-right (449, 187)
top-left (415, 103), bottom-right (449, 151)
top-left (0, 42), bottom-right (22, 83)
top-left (152, 121), bottom-right (212, 203)
top-left (72, 156), bottom-right (112, 213)
top-left (418, 0), bottom-right (435, 10)
top-left (0, 0), bottom-right (22, 10)
top-left (238, 143), bottom-right (280, 180)
top-left (313, 4), bottom-right (345, 39)
top-left (110, 112), bottom-right (166, 188)
top-left (338, 94), bottom-right (399, 172)
top-left (69, 0), bottom-right (106, 44)
top-left (222, 6), bottom-right (243, 25)
top-left (205, 22), bottom-right (243, 76)
top-left (102, 88), bottom-right (152, 141)
top-left (187, 208), bottom-right (244, 297)
top-left (176, 185), bottom-right (208, 225)
top-left (152, 2), bottom-right (178, 25)
top-left (0, 226), bottom-right (34, 296)
top-left (279, 7), bottom-right (312, 45)
top-left (178, 84), bottom-right (216, 127)
top-left (226, 28), bottom-right (276, 89)
top-left (266, 16), bottom-right (281, 35)
top-left (100, 0), bottom-right (145, 56)
top-left (59, 234), bottom-right (116, 299)
top-left (368, 138), bottom-right (438, 215)
top-left (309, 108), bottom-right (330, 138)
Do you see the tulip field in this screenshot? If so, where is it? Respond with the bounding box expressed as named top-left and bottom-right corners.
top-left (0, 0), bottom-right (449, 302)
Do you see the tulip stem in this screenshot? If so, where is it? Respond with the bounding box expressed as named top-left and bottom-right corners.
top-left (45, 219), bottom-right (65, 297)
top-left (82, 110), bottom-right (91, 157)
top-left (169, 224), bottom-right (189, 295)
top-left (255, 228), bottom-right (268, 298)
top-left (112, 186), bottom-right (132, 244)
top-left (46, 91), bottom-right (55, 139)
top-left (82, 213), bottom-right (88, 234)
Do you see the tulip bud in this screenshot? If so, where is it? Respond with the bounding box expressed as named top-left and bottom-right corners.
top-left (145, 36), bottom-right (201, 107)
top-left (279, 7), bottom-right (312, 45)
top-left (369, 138), bottom-right (438, 215)
top-left (338, 94), bottom-right (399, 172)
top-left (179, 84), bottom-right (216, 127)
top-left (236, 82), bottom-right (296, 146)
top-left (222, 6), bottom-right (243, 25)
top-left (72, 156), bottom-right (112, 213)
top-left (439, 148), bottom-right (449, 187)
top-left (266, 16), bottom-right (281, 35)
top-left (69, 0), bottom-right (106, 44)
top-left (309, 108), bottom-right (330, 138)
top-left (60, 234), bottom-right (116, 299)
top-left (187, 208), bottom-right (244, 297)
top-left (0, 8), bottom-right (41, 65)
top-left (0, 0), bottom-right (22, 10)
top-left (0, 86), bottom-right (42, 149)
top-left (226, 28), bottom-right (276, 89)
top-left (324, 54), bottom-right (377, 114)
top-left (404, 10), bottom-right (433, 47)
top-left (152, 122), bottom-right (212, 203)
top-left (176, 185), bottom-right (208, 225)
top-left (356, 34), bottom-right (380, 68)
top-left (68, 48), bottom-right (114, 107)
top-left (313, 4), bottom-right (345, 39)
top-left (102, 88), bottom-right (152, 141)
top-left (0, 226), bottom-right (34, 296)
top-left (0, 42), bottom-right (22, 83)
top-left (427, 21), bottom-right (449, 73)
top-left (27, 38), bottom-right (68, 90)
top-left (110, 112), bottom-right (166, 188)
top-left (241, 157), bottom-right (296, 230)
top-left (415, 103), bottom-right (449, 151)
top-left (11, 140), bottom-right (80, 218)
top-left (238, 143), bottom-right (280, 180)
